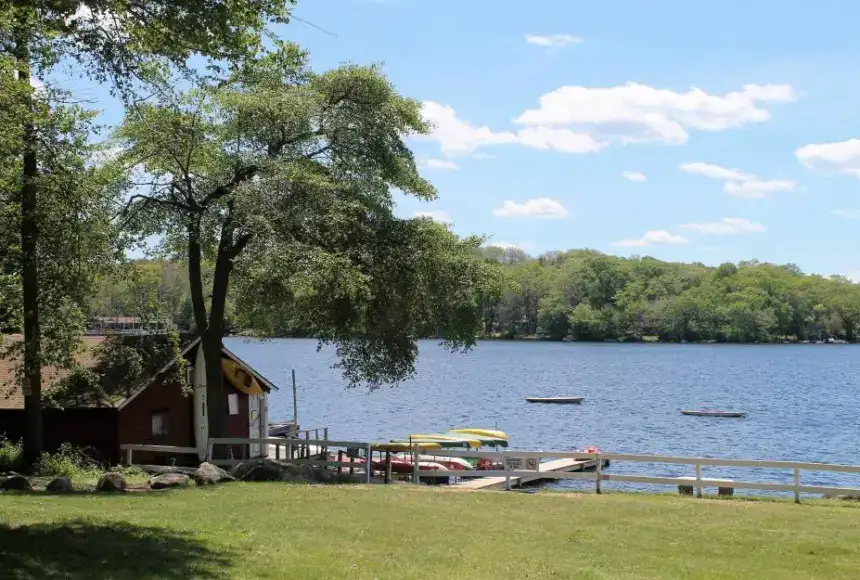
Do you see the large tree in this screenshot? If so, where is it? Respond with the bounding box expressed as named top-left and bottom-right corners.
top-left (115, 43), bottom-right (502, 439)
top-left (0, 0), bottom-right (291, 465)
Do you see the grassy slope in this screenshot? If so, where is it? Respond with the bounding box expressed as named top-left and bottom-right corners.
top-left (1, 485), bottom-right (860, 579)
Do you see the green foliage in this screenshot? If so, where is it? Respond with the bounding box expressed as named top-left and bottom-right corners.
top-left (35, 442), bottom-right (101, 478)
top-left (479, 248), bottom-right (860, 343)
top-left (0, 436), bottom-right (23, 472)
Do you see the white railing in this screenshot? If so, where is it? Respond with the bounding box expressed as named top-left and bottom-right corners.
top-left (120, 444), bottom-right (200, 466)
top-left (415, 449), bottom-right (860, 502)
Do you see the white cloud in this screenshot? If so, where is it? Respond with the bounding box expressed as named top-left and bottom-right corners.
top-left (831, 209), bottom-right (860, 220)
top-left (419, 101), bottom-right (518, 157)
top-left (796, 139), bottom-right (860, 177)
top-left (622, 171), bottom-right (646, 182)
top-left (680, 217), bottom-right (766, 235)
top-left (613, 230), bottom-right (688, 247)
top-left (723, 179), bottom-right (795, 198)
top-left (681, 162), bottom-right (796, 198)
top-left (414, 210), bottom-right (452, 224)
top-left (525, 34), bottom-right (583, 48)
top-left (482, 241), bottom-right (535, 251)
top-left (424, 159), bottom-right (457, 170)
top-left (492, 197), bottom-right (569, 219)
top-left (515, 83), bottom-right (797, 144)
top-left (514, 127), bottom-right (605, 153)
top-left (419, 102), bottom-right (603, 156)
top-left (680, 162), bottom-right (756, 181)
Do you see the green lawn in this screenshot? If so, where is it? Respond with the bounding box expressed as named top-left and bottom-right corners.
top-left (2, 485), bottom-right (860, 579)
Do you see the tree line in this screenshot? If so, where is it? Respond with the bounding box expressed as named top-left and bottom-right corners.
top-left (477, 247), bottom-right (860, 343)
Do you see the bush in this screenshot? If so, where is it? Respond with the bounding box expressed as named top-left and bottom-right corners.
top-left (0, 436), bottom-right (23, 472)
top-left (36, 443), bottom-right (102, 480)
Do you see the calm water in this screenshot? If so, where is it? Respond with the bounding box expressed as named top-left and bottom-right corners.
top-left (225, 338), bottom-right (860, 493)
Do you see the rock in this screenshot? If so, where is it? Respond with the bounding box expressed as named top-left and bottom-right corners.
top-left (0, 473), bottom-right (32, 491)
top-left (149, 473), bottom-right (192, 490)
top-left (97, 472), bottom-right (127, 492)
top-left (139, 465), bottom-right (198, 477)
top-left (232, 458), bottom-right (298, 482)
top-left (824, 493), bottom-right (860, 501)
top-left (194, 462), bottom-right (235, 485)
top-left (46, 477), bottom-right (74, 493)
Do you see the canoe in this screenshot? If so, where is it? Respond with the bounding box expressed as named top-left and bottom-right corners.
top-left (398, 437), bottom-right (480, 449)
top-left (681, 410), bottom-right (746, 418)
top-left (393, 454), bottom-right (473, 471)
top-left (449, 428), bottom-right (509, 441)
top-left (525, 397), bottom-right (584, 404)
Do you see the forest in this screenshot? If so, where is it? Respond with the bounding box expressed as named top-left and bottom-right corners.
top-left (89, 248), bottom-right (860, 344)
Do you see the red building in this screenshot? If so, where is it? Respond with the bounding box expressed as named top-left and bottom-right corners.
top-left (0, 335), bottom-right (275, 465)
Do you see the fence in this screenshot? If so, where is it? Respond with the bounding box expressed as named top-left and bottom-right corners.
top-left (120, 444), bottom-right (199, 466)
top-left (414, 449), bottom-right (860, 502)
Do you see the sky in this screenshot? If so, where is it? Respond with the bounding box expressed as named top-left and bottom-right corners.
top-left (61, 0), bottom-right (860, 278)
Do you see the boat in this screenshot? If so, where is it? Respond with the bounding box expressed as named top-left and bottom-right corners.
top-left (681, 410), bottom-right (746, 418)
top-left (397, 437), bottom-right (480, 449)
top-left (393, 454), bottom-right (472, 471)
top-left (449, 428), bottom-right (508, 441)
top-left (372, 441), bottom-right (442, 452)
top-left (408, 434), bottom-right (483, 448)
top-left (525, 396), bottom-right (584, 404)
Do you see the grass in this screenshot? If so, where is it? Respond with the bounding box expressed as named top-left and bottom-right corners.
top-left (2, 486), bottom-right (860, 579)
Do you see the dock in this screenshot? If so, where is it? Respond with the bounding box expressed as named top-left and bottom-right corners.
top-left (451, 457), bottom-right (607, 491)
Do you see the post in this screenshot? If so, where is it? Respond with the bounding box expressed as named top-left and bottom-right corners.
top-left (505, 455), bottom-right (511, 491)
top-left (365, 444), bottom-right (373, 484)
top-left (338, 451), bottom-right (344, 475)
top-left (412, 443), bottom-right (420, 485)
top-left (276, 443), bottom-right (281, 460)
top-left (794, 467), bottom-right (801, 504)
top-left (291, 369), bottom-right (298, 426)
top-left (126, 447), bottom-right (133, 466)
top-left (595, 453), bottom-right (602, 495)
top-left (386, 451), bottom-right (393, 484)
top-left (695, 463), bottom-right (703, 499)
top-left (207, 440), bottom-right (214, 462)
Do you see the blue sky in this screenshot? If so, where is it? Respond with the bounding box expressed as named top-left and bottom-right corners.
top-left (65, 0), bottom-right (860, 277)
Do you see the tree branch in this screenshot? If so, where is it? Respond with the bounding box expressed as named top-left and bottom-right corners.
top-left (200, 164), bottom-right (259, 205)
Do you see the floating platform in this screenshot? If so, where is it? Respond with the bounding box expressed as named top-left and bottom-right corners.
top-left (681, 410), bottom-right (746, 418)
top-left (451, 457), bottom-right (606, 491)
top-left (525, 397), bottom-right (585, 404)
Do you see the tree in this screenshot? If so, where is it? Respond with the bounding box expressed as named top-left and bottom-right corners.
top-left (1, 0), bottom-right (292, 466)
top-left (114, 44), bottom-right (502, 440)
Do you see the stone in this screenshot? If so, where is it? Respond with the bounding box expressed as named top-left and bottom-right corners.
top-left (0, 473), bottom-right (32, 491)
top-left (824, 493), bottom-right (860, 501)
top-left (233, 458), bottom-right (298, 482)
top-left (150, 473), bottom-right (192, 490)
top-left (97, 472), bottom-right (127, 492)
top-left (46, 477), bottom-right (74, 493)
top-left (194, 462), bottom-right (235, 485)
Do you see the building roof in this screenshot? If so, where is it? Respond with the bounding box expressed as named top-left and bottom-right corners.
top-left (0, 335), bottom-right (106, 410)
top-left (1, 334), bottom-right (276, 411)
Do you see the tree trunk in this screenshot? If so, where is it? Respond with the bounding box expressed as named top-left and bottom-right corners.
top-left (14, 30), bottom-right (43, 469)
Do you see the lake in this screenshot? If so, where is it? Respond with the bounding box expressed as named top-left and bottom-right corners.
top-left (225, 338), bottom-right (860, 493)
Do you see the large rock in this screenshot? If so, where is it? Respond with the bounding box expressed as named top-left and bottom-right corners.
top-left (193, 462), bottom-right (235, 485)
top-left (46, 477), bottom-right (74, 493)
top-left (97, 472), bottom-right (127, 492)
top-left (150, 473), bottom-right (192, 490)
top-left (824, 493), bottom-right (860, 501)
top-left (0, 473), bottom-right (32, 491)
top-left (233, 458), bottom-right (299, 482)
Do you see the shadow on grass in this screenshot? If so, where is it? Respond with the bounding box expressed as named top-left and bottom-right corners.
top-left (0, 519), bottom-right (233, 579)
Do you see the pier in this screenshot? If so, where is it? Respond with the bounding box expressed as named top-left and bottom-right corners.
top-left (452, 457), bottom-right (607, 490)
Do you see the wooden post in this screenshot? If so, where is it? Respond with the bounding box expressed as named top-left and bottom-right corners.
top-left (276, 443), bottom-right (281, 460)
top-left (695, 463), bottom-right (703, 499)
top-left (794, 467), bottom-right (801, 504)
top-left (365, 444), bottom-right (373, 484)
top-left (291, 369), bottom-right (298, 426)
top-left (385, 451), bottom-right (392, 484)
top-left (505, 455), bottom-right (511, 491)
top-left (126, 447), bottom-right (133, 466)
top-left (338, 451), bottom-right (344, 475)
top-left (595, 453), bottom-right (602, 495)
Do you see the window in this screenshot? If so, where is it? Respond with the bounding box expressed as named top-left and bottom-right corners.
top-left (228, 393), bottom-right (239, 416)
top-left (152, 411), bottom-right (169, 436)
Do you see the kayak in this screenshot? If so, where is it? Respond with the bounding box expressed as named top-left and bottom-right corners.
top-left (398, 438), bottom-right (480, 449)
top-left (393, 454), bottom-right (473, 471)
top-left (408, 434), bottom-right (483, 448)
top-left (681, 410), bottom-right (746, 418)
top-left (446, 433), bottom-right (508, 448)
top-left (449, 428), bottom-right (509, 441)
top-left (372, 442), bottom-right (442, 452)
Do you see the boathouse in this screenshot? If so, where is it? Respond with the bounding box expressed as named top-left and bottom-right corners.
top-left (0, 334), bottom-right (275, 465)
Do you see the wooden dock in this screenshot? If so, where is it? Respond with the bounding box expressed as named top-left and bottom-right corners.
top-left (451, 457), bottom-right (606, 491)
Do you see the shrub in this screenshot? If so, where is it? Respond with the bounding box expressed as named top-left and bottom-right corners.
top-left (36, 443), bottom-right (102, 480)
top-left (0, 436), bottom-right (23, 472)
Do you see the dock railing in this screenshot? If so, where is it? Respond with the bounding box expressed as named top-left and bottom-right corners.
top-left (414, 449), bottom-right (860, 502)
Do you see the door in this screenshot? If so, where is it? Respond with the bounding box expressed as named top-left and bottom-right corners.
top-left (192, 346), bottom-right (209, 460)
top-left (248, 394), bottom-right (263, 458)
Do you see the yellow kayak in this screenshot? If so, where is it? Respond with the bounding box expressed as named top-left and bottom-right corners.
top-left (449, 428), bottom-right (508, 441)
top-left (409, 434), bottom-right (482, 448)
top-left (373, 442), bottom-right (442, 452)
top-left (222, 358), bottom-right (264, 395)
